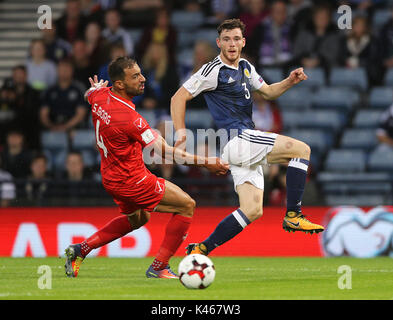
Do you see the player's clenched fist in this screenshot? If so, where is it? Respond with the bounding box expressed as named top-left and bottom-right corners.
top-left (288, 68), bottom-right (308, 85)
top-left (205, 157), bottom-right (229, 176)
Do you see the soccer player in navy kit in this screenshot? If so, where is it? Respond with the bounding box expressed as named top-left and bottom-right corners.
top-left (170, 19), bottom-right (324, 256)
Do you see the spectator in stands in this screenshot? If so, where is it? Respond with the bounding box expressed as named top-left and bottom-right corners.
top-left (64, 151), bottom-right (90, 181)
top-left (208, 0), bottom-right (237, 25)
top-left (339, 15), bottom-right (375, 69)
top-left (84, 22), bottom-right (111, 71)
top-left (98, 44), bottom-right (127, 86)
top-left (293, 3), bottom-right (341, 71)
top-left (0, 157), bottom-right (16, 208)
top-left (26, 39), bottom-right (57, 91)
top-left (41, 23), bottom-right (72, 63)
top-left (121, 0), bottom-right (164, 28)
top-left (136, 7), bottom-right (177, 63)
top-left (1, 65), bottom-right (41, 149)
top-left (252, 92), bottom-right (283, 134)
top-left (55, 0), bottom-right (88, 44)
top-left (141, 42), bottom-right (179, 113)
top-left (0, 79), bottom-right (16, 146)
top-left (179, 40), bottom-right (217, 84)
top-left (63, 151), bottom-right (93, 200)
top-left (180, 40), bottom-right (217, 110)
top-left (248, 0), bottom-right (293, 70)
top-left (25, 153), bottom-right (50, 203)
top-left (287, 0), bottom-right (312, 39)
top-left (376, 103), bottom-right (393, 147)
top-left (102, 9), bottom-right (135, 56)
top-left (375, 7), bottom-right (393, 84)
top-left (0, 130), bottom-right (32, 179)
top-left (238, 0), bottom-right (270, 40)
top-left (71, 39), bottom-right (97, 90)
top-left (40, 59), bottom-right (88, 133)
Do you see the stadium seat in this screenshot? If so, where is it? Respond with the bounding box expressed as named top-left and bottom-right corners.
top-left (318, 171), bottom-right (392, 198)
top-left (41, 131), bottom-right (68, 151)
top-left (128, 29), bottom-right (143, 45)
top-left (286, 128), bottom-right (332, 153)
top-left (277, 86), bottom-right (312, 110)
top-left (72, 129), bottom-right (96, 150)
top-left (281, 110), bottom-right (302, 129)
top-left (324, 149), bottom-right (366, 172)
top-left (171, 11), bottom-right (205, 30)
top-left (339, 128), bottom-right (378, 151)
top-left (368, 144), bottom-right (393, 172)
top-left (329, 67), bottom-right (368, 91)
top-left (261, 68), bottom-right (283, 84)
top-left (325, 194), bottom-right (389, 207)
top-left (177, 48), bottom-right (194, 69)
top-left (298, 110), bottom-right (345, 133)
top-left (369, 87), bottom-right (393, 109)
top-left (372, 9), bottom-right (392, 32)
top-left (194, 28), bottom-right (219, 47)
top-left (298, 67), bottom-right (325, 88)
top-left (352, 110), bottom-right (383, 128)
top-left (312, 87), bottom-right (360, 112)
top-left (177, 30), bottom-right (196, 49)
top-left (384, 68), bottom-right (393, 86)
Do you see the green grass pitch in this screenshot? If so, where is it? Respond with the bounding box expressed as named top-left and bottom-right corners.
top-left (0, 257), bottom-right (392, 300)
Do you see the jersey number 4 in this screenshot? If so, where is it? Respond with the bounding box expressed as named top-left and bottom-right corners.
top-left (95, 119), bottom-right (108, 158)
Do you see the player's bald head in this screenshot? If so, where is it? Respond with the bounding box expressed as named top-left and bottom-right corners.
top-left (108, 56), bottom-right (136, 83)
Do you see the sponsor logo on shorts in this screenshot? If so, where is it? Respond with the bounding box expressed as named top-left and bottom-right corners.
top-left (155, 180), bottom-right (165, 194)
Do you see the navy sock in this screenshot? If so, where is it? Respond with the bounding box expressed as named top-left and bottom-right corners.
top-left (286, 158), bottom-right (309, 213)
top-left (202, 209), bottom-right (250, 253)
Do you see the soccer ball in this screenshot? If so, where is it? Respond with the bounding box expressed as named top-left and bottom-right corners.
top-left (178, 254), bottom-right (216, 289)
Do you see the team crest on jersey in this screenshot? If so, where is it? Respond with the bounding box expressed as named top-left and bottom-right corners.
top-left (134, 117), bottom-right (147, 131)
top-left (244, 68), bottom-right (251, 79)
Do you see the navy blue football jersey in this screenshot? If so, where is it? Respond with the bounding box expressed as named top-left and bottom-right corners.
top-left (183, 55), bottom-right (265, 136)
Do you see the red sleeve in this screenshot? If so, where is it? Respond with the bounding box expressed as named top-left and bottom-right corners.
top-left (86, 87), bottom-right (105, 105)
top-left (125, 113), bottom-right (159, 148)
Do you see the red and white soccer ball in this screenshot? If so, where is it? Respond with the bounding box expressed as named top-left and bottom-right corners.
top-left (178, 254), bottom-right (216, 289)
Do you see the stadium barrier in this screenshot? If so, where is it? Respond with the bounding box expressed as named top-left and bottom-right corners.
top-left (1, 206), bottom-right (392, 258)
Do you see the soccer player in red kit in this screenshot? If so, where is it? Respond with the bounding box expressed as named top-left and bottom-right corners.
top-left (64, 57), bottom-right (228, 279)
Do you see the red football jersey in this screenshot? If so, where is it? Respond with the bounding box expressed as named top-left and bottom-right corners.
top-left (87, 87), bottom-right (158, 190)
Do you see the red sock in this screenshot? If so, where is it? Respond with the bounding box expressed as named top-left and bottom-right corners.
top-left (152, 214), bottom-right (192, 271)
top-left (80, 215), bottom-right (133, 257)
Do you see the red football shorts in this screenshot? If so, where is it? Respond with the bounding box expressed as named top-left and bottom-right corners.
top-left (104, 174), bottom-right (166, 215)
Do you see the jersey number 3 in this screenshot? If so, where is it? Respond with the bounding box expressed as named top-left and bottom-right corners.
top-left (242, 82), bottom-right (250, 99)
top-left (95, 119), bottom-right (108, 158)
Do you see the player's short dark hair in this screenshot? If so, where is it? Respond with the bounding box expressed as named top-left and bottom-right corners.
top-left (217, 19), bottom-right (246, 37)
top-left (108, 56), bottom-right (136, 83)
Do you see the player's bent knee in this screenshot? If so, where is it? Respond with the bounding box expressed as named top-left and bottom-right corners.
top-left (180, 197), bottom-right (196, 218)
top-left (127, 210), bottom-right (151, 230)
top-left (242, 206), bottom-right (263, 222)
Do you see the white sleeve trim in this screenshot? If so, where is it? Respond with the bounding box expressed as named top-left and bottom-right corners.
top-left (182, 63), bottom-right (220, 97)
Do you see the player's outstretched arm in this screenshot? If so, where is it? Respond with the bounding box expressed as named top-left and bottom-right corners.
top-left (152, 134), bottom-right (229, 175)
top-left (170, 86), bottom-right (194, 149)
top-left (258, 67), bottom-right (308, 100)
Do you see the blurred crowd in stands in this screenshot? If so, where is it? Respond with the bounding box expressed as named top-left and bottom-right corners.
top-left (1, 0), bottom-right (393, 207)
